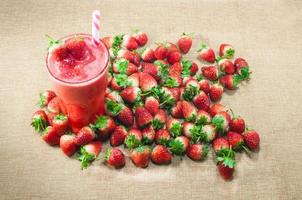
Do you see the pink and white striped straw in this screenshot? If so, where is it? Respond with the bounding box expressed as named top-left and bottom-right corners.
top-left (92, 10), bottom-right (100, 47)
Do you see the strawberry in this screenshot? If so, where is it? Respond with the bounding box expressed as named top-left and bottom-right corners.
top-left (38, 90), bottom-right (56, 107)
top-left (218, 59), bottom-right (235, 74)
top-left (117, 49), bottom-right (134, 62)
top-left (141, 62), bottom-right (160, 81)
top-left (196, 110), bottom-right (212, 125)
top-left (227, 131), bottom-right (244, 151)
top-left (213, 138), bottom-right (230, 153)
top-left (219, 74), bottom-right (242, 90)
top-left (102, 36), bottom-right (113, 49)
top-left (104, 148), bottom-right (125, 168)
top-left (51, 114), bottom-right (69, 135)
top-left (181, 101), bottom-right (197, 122)
top-left (193, 91), bottom-right (210, 112)
top-left (41, 126), bottom-right (60, 146)
top-left (197, 44), bottom-right (215, 63)
top-left (154, 44), bottom-right (168, 60)
top-left (92, 115), bottom-right (116, 140)
top-left (243, 130), bottom-right (260, 150)
top-left (216, 147), bottom-right (236, 180)
top-left (144, 96), bottom-right (159, 115)
top-left (130, 146), bottom-right (151, 168)
top-left (31, 110), bottom-right (48, 132)
top-left (105, 99), bottom-right (123, 117)
top-left (74, 126), bottom-right (96, 146)
top-left (198, 79), bottom-right (210, 94)
top-left (190, 62), bottom-right (199, 76)
top-left (132, 51), bottom-right (141, 66)
top-left (234, 57), bottom-right (249, 74)
top-left (135, 106), bottom-right (153, 128)
top-left (182, 122), bottom-right (195, 139)
top-left (53, 46), bottom-right (69, 61)
top-left (128, 72), bottom-right (140, 87)
top-left (110, 125), bottom-right (127, 146)
top-left (201, 66), bottom-right (219, 81)
top-left (151, 145), bottom-right (172, 165)
top-left (60, 134), bottom-right (77, 157)
top-left (139, 72), bottom-right (158, 92)
top-left (110, 76), bottom-right (124, 91)
top-left (155, 129), bottom-right (171, 145)
top-left (166, 42), bottom-right (179, 53)
top-left (177, 33), bottom-right (192, 54)
top-left (120, 86), bottom-right (141, 103)
top-left (166, 118), bottom-right (182, 138)
top-left (217, 161), bottom-right (235, 181)
top-left (117, 105), bottom-right (134, 127)
top-left (169, 62), bottom-right (182, 77)
top-left (124, 128), bottom-right (142, 149)
top-left (122, 34), bottom-right (138, 50)
top-left (152, 109), bottom-right (167, 130)
top-left (106, 90), bottom-right (124, 103)
top-left (133, 31), bottom-right (148, 46)
top-left (168, 87), bottom-right (180, 102)
top-left (185, 78), bottom-right (200, 88)
top-left (169, 136), bottom-right (189, 155)
top-left (141, 48), bottom-right (155, 63)
top-left (202, 124), bottom-right (217, 142)
top-left (229, 110), bottom-right (245, 133)
top-left (76, 141), bottom-right (102, 169)
top-left (113, 59), bottom-right (138, 75)
top-left (212, 111), bottom-right (231, 134)
top-left (66, 38), bottom-right (86, 60)
top-left (210, 103), bottom-right (227, 117)
top-left (171, 101), bottom-right (183, 119)
top-left (167, 51), bottom-right (181, 65)
top-left (142, 125), bottom-right (156, 144)
top-left (186, 144), bottom-right (209, 161)
top-left (47, 96), bottom-right (61, 114)
top-left (219, 43), bottom-right (235, 58)
top-left (209, 83), bottom-right (223, 102)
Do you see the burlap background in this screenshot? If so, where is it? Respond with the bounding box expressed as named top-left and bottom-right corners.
top-left (0, 0), bottom-right (302, 199)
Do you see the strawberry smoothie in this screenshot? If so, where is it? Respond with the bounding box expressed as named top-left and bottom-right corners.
top-left (47, 34), bottom-right (109, 132)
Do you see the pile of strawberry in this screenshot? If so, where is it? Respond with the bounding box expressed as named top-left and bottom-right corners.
top-left (31, 31), bottom-right (260, 181)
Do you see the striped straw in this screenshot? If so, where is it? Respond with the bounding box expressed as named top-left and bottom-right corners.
top-left (92, 10), bottom-right (100, 47)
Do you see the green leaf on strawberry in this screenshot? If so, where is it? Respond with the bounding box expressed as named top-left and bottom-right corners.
top-left (190, 125), bottom-right (205, 143)
top-left (182, 85), bottom-right (199, 101)
top-left (212, 116), bottom-right (224, 134)
top-left (76, 147), bottom-right (96, 169)
top-left (31, 117), bottom-right (48, 132)
top-left (105, 99), bottom-right (123, 116)
top-left (125, 134), bottom-right (141, 149)
top-left (114, 74), bottom-right (131, 88)
top-left (163, 77), bottom-right (179, 88)
top-left (154, 60), bottom-right (169, 80)
top-left (170, 123), bottom-right (182, 138)
top-left (196, 116), bottom-right (208, 125)
top-left (111, 34), bottom-right (124, 57)
top-left (216, 148), bottom-right (236, 168)
top-left (115, 59), bottom-right (129, 74)
top-left (225, 49), bottom-right (235, 58)
top-left (152, 119), bottom-right (165, 130)
top-left (181, 59), bottom-right (192, 78)
top-left (169, 139), bottom-right (184, 155)
top-left (91, 115), bottom-right (108, 130)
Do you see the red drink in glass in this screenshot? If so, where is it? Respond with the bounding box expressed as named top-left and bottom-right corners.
top-left (46, 34), bottom-right (109, 132)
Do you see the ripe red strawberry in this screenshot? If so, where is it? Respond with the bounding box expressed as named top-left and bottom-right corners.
top-left (202, 124), bottom-right (217, 142)
top-left (152, 109), bottom-right (167, 130)
top-left (47, 97), bottom-right (61, 114)
top-left (155, 129), bottom-right (171, 145)
top-left (92, 115), bottom-right (116, 140)
top-left (212, 111), bottom-right (231, 134)
top-left (171, 101), bottom-right (183, 119)
top-left (110, 125), bottom-right (128, 146)
top-left (128, 72), bottom-right (140, 87)
top-left (169, 136), bottom-right (189, 155)
top-left (219, 43), bottom-right (235, 58)
top-left (133, 31), bottom-right (148, 46)
top-left (60, 134), bottom-right (77, 157)
top-left (154, 44), bottom-right (168, 60)
top-left (201, 66), bottom-right (219, 81)
top-left (243, 130), bottom-right (260, 150)
top-left (66, 38), bottom-right (86, 60)
top-left (213, 138), bottom-right (230, 153)
top-left (110, 77), bottom-right (124, 91)
top-left (77, 141), bottom-right (102, 169)
top-left (182, 122), bottom-right (195, 138)
top-left (234, 57), bottom-right (249, 74)
top-left (106, 90), bottom-right (124, 103)
top-left (132, 51), bottom-right (141, 66)
top-left (101, 36), bottom-right (113, 49)
top-left (53, 46), bottom-right (69, 61)
top-left (51, 114), bottom-right (69, 136)
top-left (141, 48), bottom-right (155, 63)
top-left (169, 62), bottom-right (182, 77)
top-left (113, 59), bottom-right (138, 75)
top-left (31, 110), bottom-right (48, 132)
top-left (117, 49), bottom-right (134, 63)
top-left (130, 146), bottom-right (151, 168)
top-left (120, 86), bottom-right (141, 103)
top-left (198, 79), bottom-right (210, 94)
top-left (196, 110), bottom-right (212, 125)
top-left (144, 96), bottom-right (159, 115)
top-left (38, 90), bottom-right (56, 107)
top-left (167, 51), bottom-right (181, 65)
top-left (139, 72), bottom-right (158, 92)
top-left (197, 44), bottom-right (216, 63)
top-left (168, 87), bottom-right (180, 102)
top-left (216, 147), bottom-right (236, 180)
top-left (220, 75), bottom-right (241, 90)
top-left (166, 42), bottom-right (179, 53)
top-left (229, 111), bottom-right (245, 133)
top-left (218, 59), bottom-right (235, 74)
top-left (41, 126), bottom-right (60, 146)
top-left (141, 62), bottom-right (160, 81)
top-left (210, 103), bottom-right (227, 117)
top-left (104, 148), bottom-right (125, 168)
top-left (177, 33), bottom-right (192, 54)
top-left (142, 125), bottom-right (156, 144)
top-left (186, 144), bottom-right (209, 161)
top-left (190, 62), bottom-right (199, 75)
top-left (124, 128), bottom-right (143, 149)
top-left (227, 131), bottom-right (244, 151)
top-left (74, 126), bottom-right (96, 146)
top-left (217, 161), bottom-right (235, 181)
top-left (181, 100), bottom-right (197, 122)
top-left (135, 106), bottom-right (153, 128)
top-left (166, 118), bottom-right (182, 138)
top-left (193, 91), bottom-right (210, 112)
top-left (122, 34), bottom-right (138, 50)
top-left (209, 83), bottom-right (223, 102)
top-left (117, 105), bottom-right (134, 127)
top-left (151, 145), bottom-right (172, 165)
